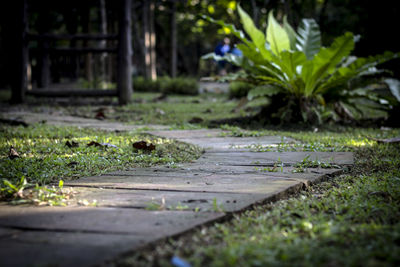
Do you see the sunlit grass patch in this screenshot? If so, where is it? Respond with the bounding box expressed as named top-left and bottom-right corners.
top-left (0, 124), bottom-right (202, 192)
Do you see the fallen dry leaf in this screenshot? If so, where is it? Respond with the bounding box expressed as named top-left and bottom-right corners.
top-left (132, 141), bottom-right (156, 151)
top-left (95, 111), bottom-right (106, 120)
top-left (8, 146), bottom-right (20, 159)
top-left (65, 141), bottom-right (79, 148)
top-left (87, 141), bottom-right (102, 147)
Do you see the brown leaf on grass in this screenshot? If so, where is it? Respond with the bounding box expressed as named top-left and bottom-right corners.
top-left (8, 146), bottom-right (20, 159)
top-left (87, 141), bottom-right (102, 147)
top-left (65, 141), bottom-right (79, 148)
top-left (132, 141), bottom-right (156, 151)
top-left (189, 117), bottom-right (204, 123)
top-left (95, 111), bottom-right (106, 120)
top-left (365, 136), bottom-right (400, 144)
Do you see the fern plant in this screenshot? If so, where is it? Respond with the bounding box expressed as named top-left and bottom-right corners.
top-left (202, 5), bottom-right (398, 123)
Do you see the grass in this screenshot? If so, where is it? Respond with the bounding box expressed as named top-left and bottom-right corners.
top-left (115, 128), bottom-right (400, 267)
top-left (0, 124), bottom-right (202, 193)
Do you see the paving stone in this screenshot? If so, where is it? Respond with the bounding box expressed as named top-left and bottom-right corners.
top-left (0, 227), bottom-right (19, 238)
top-left (103, 165), bottom-right (342, 184)
top-left (197, 151), bottom-right (354, 166)
top-left (149, 130), bottom-right (297, 151)
top-left (0, 231), bottom-right (144, 267)
top-left (66, 173), bottom-right (306, 194)
top-left (68, 188), bottom-right (276, 212)
top-left (149, 129), bottom-right (228, 138)
top-left (0, 206), bottom-right (222, 235)
top-left (0, 207), bottom-right (223, 267)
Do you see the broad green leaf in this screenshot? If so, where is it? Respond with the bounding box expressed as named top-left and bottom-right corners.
top-left (283, 16), bottom-right (297, 50)
top-left (248, 85), bottom-right (283, 100)
top-left (318, 51), bottom-right (398, 94)
top-left (384, 78), bottom-right (400, 102)
top-left (201, 52), bottom-right (242, 66)
top-left (296, 19), bottom-right (321, 59)
top-left (278, 51), bottom-right (307, 79)
top-left (237, 5), bottom-right (271, 60)
top-left (266, 11), bottom-right (290, 55)
top-left (303, 32), bottom-right (355, 96)
top-left (236, 44), bottom-right (283, 79)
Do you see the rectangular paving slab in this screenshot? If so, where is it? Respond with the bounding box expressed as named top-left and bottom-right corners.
top-left (105, 165), bottom-right (341, 180)
top-left (197, 151), bottom-right (354, 166)
top-left (67, 188), bottom-right (279, 212)
top-left (0, 207), bottom-right (223, 267)
top-left (66, 173), bottom-right (307, 194)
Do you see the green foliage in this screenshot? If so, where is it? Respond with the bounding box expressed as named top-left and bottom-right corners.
top-left (228, 81), bottom-right (253, 98)
top-left (202, 4), bottom-right (399, 123)
top-left (133, 77), bottom-right (161, 92)
top-left (0, 176), bottom-right (29, 199)
top-left (160, 77), bottom-right (199, 95)
top-left (133, 77), bottom-right (199, 95)
top-left (384, 78), bottom-right (400, 104)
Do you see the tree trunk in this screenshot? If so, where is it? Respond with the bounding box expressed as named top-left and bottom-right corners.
top-left (170, 0), bottom-right (177, 77)
top-left (99, 0), bottom-right (108, 86)
top-left (143, 1), bottom-right (151, 79)
top-left (82, 3), bottom-right (93, 83)
top-left (117, 0), bottom-right (133, 104)
top-left (149, 0), bottom-right (157, 80)
top-left (131, 2), bottom-right (144, 76)
top-left (37, 7), bottom-right (51, 88)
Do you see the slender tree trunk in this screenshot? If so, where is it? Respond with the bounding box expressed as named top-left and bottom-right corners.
top-left (99, 0), bottom-right (108, 86)
top-left (143, 1), bottom-right (151, 79)
top-left (82, 3), bottom-right (93, 83)
top-left (170, 0), bottom-right (177, 77)
top-left (149, 0), bottom-right (157, 80)
top-left (117, 0), bottom-right (133, 104)
top-left (37, 5), bottom-right (51, 88)
top-left (132, 2), bottom-right (144, 76)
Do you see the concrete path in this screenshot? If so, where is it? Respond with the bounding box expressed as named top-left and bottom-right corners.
top-left (0, 116), bottom-right (353, 267)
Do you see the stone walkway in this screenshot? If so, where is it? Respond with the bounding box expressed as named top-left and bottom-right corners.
top-left (0, 113), bottom-right (353, 267)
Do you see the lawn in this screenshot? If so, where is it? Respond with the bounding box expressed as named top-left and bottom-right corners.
top-left (1, 91), bottom-right (399, 265)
